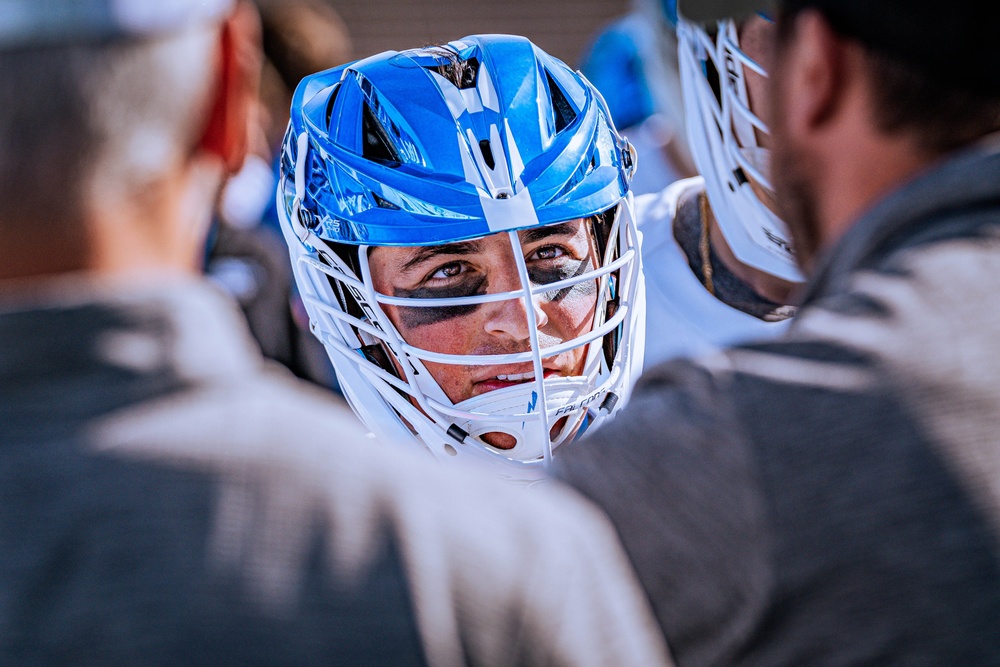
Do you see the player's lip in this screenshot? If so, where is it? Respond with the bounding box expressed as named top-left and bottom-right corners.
top-left (495, 370), bottom-right (536, 382)
top-left (471, 365), bottom-right (562, 393)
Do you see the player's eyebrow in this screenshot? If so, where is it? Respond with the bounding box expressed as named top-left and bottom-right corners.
top-left (399, 239), bottom-right (483, 273)
top-left (519, 221), bottom-right (580, 245)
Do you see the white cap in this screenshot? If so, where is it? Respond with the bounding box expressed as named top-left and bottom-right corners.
top-left (0, 0), bottom-right (235, 48)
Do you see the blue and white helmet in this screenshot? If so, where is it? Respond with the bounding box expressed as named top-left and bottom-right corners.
top-left (677, 10), bottom-right (804, 282)
top-left (277, 34), bottom-right (645, 475)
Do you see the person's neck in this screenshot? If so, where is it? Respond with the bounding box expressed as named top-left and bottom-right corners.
top-left (0, 158), bottom-right (222, 283)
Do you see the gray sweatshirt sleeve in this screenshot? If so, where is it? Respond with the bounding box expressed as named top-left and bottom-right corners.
top-left (556, 358), bottom-right (771, 667)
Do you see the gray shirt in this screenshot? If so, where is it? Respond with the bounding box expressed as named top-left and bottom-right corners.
top-left (0, 275), bottom-right (670, 666)
top-left (558, 136), bottom-right (1000, 666)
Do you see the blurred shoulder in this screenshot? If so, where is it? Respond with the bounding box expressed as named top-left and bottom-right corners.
top-left (635, 176), bottom-right (704, 233)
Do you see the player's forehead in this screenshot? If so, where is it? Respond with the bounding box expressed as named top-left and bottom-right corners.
top-left (368, 218), bottom-right (592, 277)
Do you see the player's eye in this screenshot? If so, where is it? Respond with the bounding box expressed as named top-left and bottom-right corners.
top-left (428, 262), bottom-right (467, 281)
top-left (528, 245), bottom-right (567, 261)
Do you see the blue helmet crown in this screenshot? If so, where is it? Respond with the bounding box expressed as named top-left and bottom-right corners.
top-left (280, 34), bottom-right (635, 247)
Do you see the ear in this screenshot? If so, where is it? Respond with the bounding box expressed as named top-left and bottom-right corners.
top-left (198, 1), bottom-right (263, 174)
top-left (774, 9), bottom-right (848, 137)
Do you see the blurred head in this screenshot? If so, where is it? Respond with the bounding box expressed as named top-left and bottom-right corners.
top-left (218, 0), bottom-right (350, 229)
top-left (0, 0), bottom-right (260, 280)
top-left (278, 35), bottom-right (644, 475)
top-left (769, 1), bottom-right (1000, 267)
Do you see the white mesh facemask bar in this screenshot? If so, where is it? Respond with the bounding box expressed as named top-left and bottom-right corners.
top-left (284, 135), bottom-right (640, 464)
top-left (718, 22), bottom-right (775, 192)
top-left (507, 228), bottom-right (553, 464)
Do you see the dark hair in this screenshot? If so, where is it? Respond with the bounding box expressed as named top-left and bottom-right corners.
top-left (0, 45), bottom-right (91, 232)
top-left (776, 7), bottom-right (1000, 155)
top-left (421, 46), bottom-right (478, 89)
top-left (863, 50), bottom-right (1000, 154)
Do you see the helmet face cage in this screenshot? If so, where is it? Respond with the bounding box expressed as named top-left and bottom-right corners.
top-left (279, 188), bottom-right (642, 472)
top-left (277, 35), bottom-right (645, 475)
top-left (677, 17), bottom-right (804, 282)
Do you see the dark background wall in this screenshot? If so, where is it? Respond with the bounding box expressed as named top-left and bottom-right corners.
top-left (331, 0), bottom-right (627, 67)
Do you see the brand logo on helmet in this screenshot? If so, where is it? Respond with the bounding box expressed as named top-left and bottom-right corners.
top-left (324, 257), bottom-right (404, 359)
top-left (763, 228), bottom-right (795, 256)
top-left (553, 387), bottom-right (609, 416)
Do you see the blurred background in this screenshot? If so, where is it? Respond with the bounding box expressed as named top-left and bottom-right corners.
top-left (329, 0), bottom-right (628, 65)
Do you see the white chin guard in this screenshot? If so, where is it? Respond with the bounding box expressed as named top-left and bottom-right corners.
top-left (452, 376), bottom-right (594, 461)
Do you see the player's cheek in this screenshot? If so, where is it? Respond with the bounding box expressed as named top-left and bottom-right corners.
top-left (396, 315), bottom-right (478, 356)
top-left (544, 280), bottom-right (600, 335)
top-left (394, 303), bottom-right (482, 329)
top-left (421, 359), bottom-right (471, 403)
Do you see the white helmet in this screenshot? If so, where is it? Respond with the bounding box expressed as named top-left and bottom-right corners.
top-left (277, 35), bottom-right (645, 478)
top-left (677, 12), bottom-right (804, 282)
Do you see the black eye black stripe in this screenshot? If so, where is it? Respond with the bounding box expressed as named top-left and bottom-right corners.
top-left (531, 259), bottom-right (597, 302)
top-left (392, 276), bottom-right (488, 328)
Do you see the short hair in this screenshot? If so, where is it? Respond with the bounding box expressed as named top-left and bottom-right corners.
top-left (776, 8), bottom-right (1000, 155)
top-left (862, 50), bottom-right (1000, 154)
top-left (0, 25), bottom-right (218, 235)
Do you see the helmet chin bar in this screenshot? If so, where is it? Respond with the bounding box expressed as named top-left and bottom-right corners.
top-left (677, 18), bottom-right (804, 283)
top-left (452, 376), bottom-right (595, 460)
top-left (279, 175), bottom-right (642, 473)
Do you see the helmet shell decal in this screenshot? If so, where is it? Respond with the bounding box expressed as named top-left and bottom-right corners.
top-left (282, 35), bottom-right (632, 247)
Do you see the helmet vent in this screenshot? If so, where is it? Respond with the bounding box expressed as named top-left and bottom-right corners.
top-left (478, 139), bottom-right (496, 170)
top-left (372, 192), bottom-right (400, 210)
top-left (362, 104), bottom-right (401, 166)
top-left (324, 84), bottom-right (341, 130)
top-left (425, 56), bottom-right (480, 90)
top-left (545, 70), bottom-right (577, 133)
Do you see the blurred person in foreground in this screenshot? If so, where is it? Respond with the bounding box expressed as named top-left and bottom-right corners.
top-left (206, 0), bottom-right (354, 388)
top-left (0, 2), bottom-right (671, 664)
top-left (558, 0), bottom-right (1000, 664)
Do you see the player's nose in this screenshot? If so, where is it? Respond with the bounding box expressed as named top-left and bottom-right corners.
top-left (483, 293), bottom-right (548, 340)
